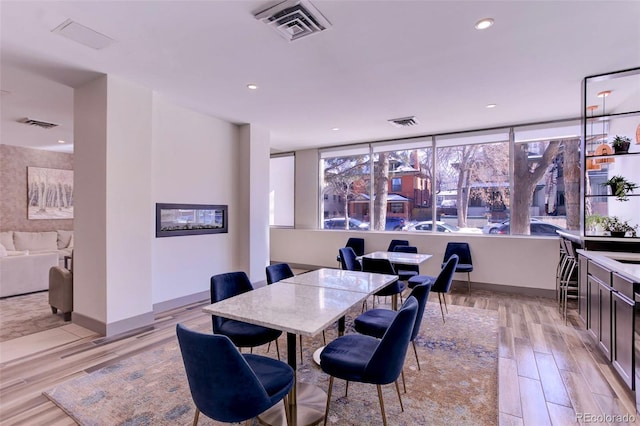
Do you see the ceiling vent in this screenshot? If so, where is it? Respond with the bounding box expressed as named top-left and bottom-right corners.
top-left (254, 0), bottom-right (331, 42)
top-left (388, 116), bottom-right (419, 128)
top-left (18, 118), bottom-right (59, 129)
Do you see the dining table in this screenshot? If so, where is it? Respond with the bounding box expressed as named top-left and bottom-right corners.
top-left (202, 268), bottom-right (398, 426)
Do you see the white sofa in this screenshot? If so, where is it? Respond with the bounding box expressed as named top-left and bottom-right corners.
top-left (0, 230), bottom-right (73, 298)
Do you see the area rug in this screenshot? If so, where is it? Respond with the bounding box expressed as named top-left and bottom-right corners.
top-left (44, 301), bottom-right (498, 425)
top-left (0, 291), bottom-right (65, 342)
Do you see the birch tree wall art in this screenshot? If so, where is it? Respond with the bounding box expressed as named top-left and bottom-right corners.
top-left (27, 167), bottom-right (74, 219)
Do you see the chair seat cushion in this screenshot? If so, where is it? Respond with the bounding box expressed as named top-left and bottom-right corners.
top-left (374, 281), bottom-right (406, 297)
top-left (442, 262), bottom-right (473, 273)
top-left (218, 319), bottom-right (282, 347)
top-left (320, 334), bottom-right (379, 382)
top-left (397, 269), bottom-right (418, 281)
top-left (407, 274), bottom-right (435, 288)
top-left (354, 309), bottom-right (395, 339)
top-left (244, 354), bottom-right (294, 403)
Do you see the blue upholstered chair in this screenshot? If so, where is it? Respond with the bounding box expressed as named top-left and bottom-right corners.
top-left (354, 282), bottom-right (432, 375)
top-left (176, 324), bottom-right (294, 425)
top-left (265, 263), bottom-right (326, 362)
top-left (210, 272), bottom-right (281, 358)
top-left (338, 247), bottom-right (361, 271)
top-left (320, 297), bottom-right (419, 426)
top-left (392, 245), bottom-right (419, 282)
top-left (443, 242), bottom-right (473, 294)
top-left (336, 237), bottom-right (365, 267)
top-left (387, 239), bottom-right (409, 252)
top-left (408, 254), bottom-right (459, 323)
top-left (362, 257), bottom-right (406, 309)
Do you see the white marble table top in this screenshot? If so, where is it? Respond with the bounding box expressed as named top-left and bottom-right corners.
top-left (360, 251), bottom-right (433, 265)
top-left (280, 268), bottom-right (398, 294)
top-left (202, 282), bottom-right (367, 337)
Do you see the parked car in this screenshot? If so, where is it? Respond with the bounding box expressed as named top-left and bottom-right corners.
top-left (494, 221), bottom-right (565, 236)
top-left (406, 221), bottom-right (482, 233)
top-left (323, 218), bottom-right (369, 230)
top-left (385, 217), bottom-right (406, 231)
top-left (483, 218), bottom-right (541, 234)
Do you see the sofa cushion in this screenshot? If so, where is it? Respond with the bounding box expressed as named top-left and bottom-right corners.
top-left (14, 231), bottom-right (58, 252)
top-left (7, 250), bottom-right (29, 256)
top-left (57, 230), bottom-right (74, 249)
top-left (0, 231), bottom-right (14, 251)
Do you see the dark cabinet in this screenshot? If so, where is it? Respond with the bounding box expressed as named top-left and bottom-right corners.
top-left (598, 279), bottom-right (612, 360)
top-left (579, 255), bottom-right (588, 323)
top-left (588, 275), bottom-right (600, 340)
top-left (612, 290), bottom-right (634, 388)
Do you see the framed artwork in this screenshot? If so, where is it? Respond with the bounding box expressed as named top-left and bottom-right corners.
top-left (27, 167), bottom-right (74, 220)
top-left (156, 203), bottom-right (228, 237)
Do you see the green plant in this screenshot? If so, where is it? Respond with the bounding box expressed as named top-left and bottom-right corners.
top-left (611, 135), bottom-right (632, 148)
top-left (585, 214), bottom-right (606, 230)
top-left (602, 216), bottom-right (637, 237)
top-left (602, 175), bottom-right (638, 201)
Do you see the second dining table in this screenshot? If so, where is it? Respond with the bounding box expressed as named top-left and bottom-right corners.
top-left (202, 267), bottom-right (398, 426)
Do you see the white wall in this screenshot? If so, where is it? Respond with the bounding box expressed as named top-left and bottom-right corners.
top-left (151, 95), bottom-right (240, 304)
top-left (294, 149), bottom-right (319, 229)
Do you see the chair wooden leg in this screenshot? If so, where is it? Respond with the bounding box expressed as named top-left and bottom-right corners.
top-left (401, 369), bottom-right (406, 393)
top-left (283, 396), bottom-right (290, 426)
top-left (412, 341), bottom-right (420, 371)
top-left (322, 330), bottom-right (327, 345)
top-left (193, 407), bottom-right (200, 426)
top-left (443, 292), bottom-right (448, 313)
top-left (395, 380), bottom-right (404, 411)
top-left (51, 306), bottom-right (58, 314)
top-left (345, 380), bottom-right (349, 397)
top-left (438, 293), bottom-right (446, 323)
top-left (299, 335), bottom-right (303, 364)
top-left (376, 384), bottom-right (388, 426)
top-left (467, 272), bottom-right (471, 294)
top-left (324, 376), bottom-right (334, 426)
top-left (267, 341), bottom-right (271, 352)
top-left (275, 339), bottom-right (280, 360)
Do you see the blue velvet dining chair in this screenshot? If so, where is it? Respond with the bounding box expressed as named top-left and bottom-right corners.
top-left (210, 271), bottom-right (281, 358)
top-left (176, 324), bottom-right (294, 425)
top-left (320, 297), bottom-right (418, 426)
top-left (338, 247), bottom-right (361, 271)
top-left (443, 242), bottom-right (473, 294)
top-left (392, 245), bottom-right (420, 283)
top-left (362, 257), bottom-right (405, 309)
top-left (408, 254), bottom-right (459, 323)
top-left (265, 263), bottom-right (327, 363)
top-left (336, 237), bottom-right (365, 267)
top-left (387, 239), bottom-right (409, 252)
top-left (354, 282), bottom-right (432, 378)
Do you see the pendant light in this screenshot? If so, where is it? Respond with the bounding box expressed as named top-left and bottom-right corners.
top-left (595, 90), bottom-right (615, 164)
top-left (586, 105), bottom-right (601, 171)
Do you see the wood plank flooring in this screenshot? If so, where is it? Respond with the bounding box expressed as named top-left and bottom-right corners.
top-left (0, 286), bottom-right (637, 425)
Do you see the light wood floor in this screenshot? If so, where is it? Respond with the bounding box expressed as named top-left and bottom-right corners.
top-left (0, 286), bottom-right (636, 425)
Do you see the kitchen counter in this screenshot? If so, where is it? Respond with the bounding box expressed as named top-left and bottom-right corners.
top-left (558, 230), bottom-right (640, 253)
top-left (576, 249), bottom-right (640, 283)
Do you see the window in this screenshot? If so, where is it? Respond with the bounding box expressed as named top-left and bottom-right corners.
top-left (390, 202), bottom-right (404, 213)
top-left (269, 155), bottom-right (294, 227)
top-left (391, 178), bottom-right (402, 192)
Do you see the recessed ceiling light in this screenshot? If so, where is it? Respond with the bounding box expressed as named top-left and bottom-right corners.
top-left (58, 140), bottom-right (66, 144)
top-left (597, 90), bottom-right (611, 98)
top-left (331, 127), bottom-right (340, 131)
top-left (247, 84), bottom-right (258, 90)
top-left (486, 104), bottom-right (497, 109)
top-left (475, 18), bottom-right (494, 30)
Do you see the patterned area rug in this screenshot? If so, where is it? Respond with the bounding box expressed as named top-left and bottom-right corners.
top-left (0, 291), bottom-right (66, 342)
top-left (45, 301), bottom-right (498, 425)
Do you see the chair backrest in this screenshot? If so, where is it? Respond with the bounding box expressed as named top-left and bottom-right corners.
top-left (339, 247), bottom-right (362, 271)
top-left (364, 297), bottom-right (418, 384)
top-left (265, 263), bottom-right (294, 285)
top-left (393, 245), bottom-right (417, 254)
top-left (361, 257), bottom-right (396, 275)
top-left (387, 239), bottom-right (409, 252)
top-left (432, 254), bottom-right (459, 293)
top-left (210, 272), bottom-right (254, 331)
top-left (403, 282), bottom-right (432, 341)
top-left (176, 324), bottom-right (272, 423)
top-left (345, 237), bottom-right (365, 256)
top-left (444, 242), bottom-right (472, 265)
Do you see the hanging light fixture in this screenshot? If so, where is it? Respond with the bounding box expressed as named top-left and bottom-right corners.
top-left (586, 105), bottom-right (601, 171)
top-left (595, 90), bottom-right (615, 164)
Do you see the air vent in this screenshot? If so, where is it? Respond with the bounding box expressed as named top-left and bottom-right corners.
top-left (18, 118), bottom-right (59, 129)
top-left (254, 0), bottom-right (331, 42)
top-left (388, 116), bottom-right (419, 128)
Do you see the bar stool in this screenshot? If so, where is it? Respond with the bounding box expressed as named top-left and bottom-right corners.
top-left (559, 238), bottom-right (578, 323)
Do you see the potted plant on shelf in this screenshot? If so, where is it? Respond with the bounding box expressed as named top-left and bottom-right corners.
top-left (586, 214), bottom-right (606, 234)
top-left (611, 135), bottom-right (631, 154)
top-left (602, 216), bottom-right (638, 238)
top-left (602, 175), bottom-right (638, 201)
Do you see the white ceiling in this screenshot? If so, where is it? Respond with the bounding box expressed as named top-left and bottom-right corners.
top-left (1, 1), bottom-right (639, 154)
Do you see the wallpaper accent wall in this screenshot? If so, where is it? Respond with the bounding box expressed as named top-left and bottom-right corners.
top-left (0, 145), bottom-right (74, 231)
